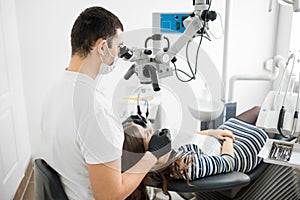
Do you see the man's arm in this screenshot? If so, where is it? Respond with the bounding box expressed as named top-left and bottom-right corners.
top-left (88, 128), bottom-right (172, 200)
top-left (88, 151), bottom-right (156, 200)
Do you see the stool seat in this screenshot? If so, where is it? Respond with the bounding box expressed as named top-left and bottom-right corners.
top-left (34, 159), bottom-right (68, 200)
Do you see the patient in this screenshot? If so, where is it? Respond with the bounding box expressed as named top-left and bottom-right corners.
top-left (122, 106), bottom-right (270, 200)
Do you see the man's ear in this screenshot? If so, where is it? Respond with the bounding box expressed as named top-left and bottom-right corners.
top-left (97, 39), bottom-right (106, 56)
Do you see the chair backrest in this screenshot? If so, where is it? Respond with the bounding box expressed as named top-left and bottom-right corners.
top-left (34, 159), bottom-right (68, 200)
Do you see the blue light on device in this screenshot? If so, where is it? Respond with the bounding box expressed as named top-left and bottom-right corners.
top-left (160, 13), bottom-right (190, 33)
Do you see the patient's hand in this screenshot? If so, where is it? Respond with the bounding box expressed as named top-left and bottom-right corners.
top-left (197, 129), bottom-right (235, 142)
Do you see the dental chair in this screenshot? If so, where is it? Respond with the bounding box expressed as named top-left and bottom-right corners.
top-left (147, 162), bottom-right (270, 199)
top-left (34, 159), bottom-right (68, 200)
top-left (148, 146), bottom-right (299, 199)
top-left (147, 103), bottom-right (300, 200)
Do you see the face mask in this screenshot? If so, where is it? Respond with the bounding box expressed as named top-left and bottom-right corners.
top-left (98, 43), bottom-right (118, 75)
top-left (99, 56), bottom-right (118, 75)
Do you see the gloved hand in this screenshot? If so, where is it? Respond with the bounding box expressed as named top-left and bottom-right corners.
top-left (147, 128), bottom-right (172, 159)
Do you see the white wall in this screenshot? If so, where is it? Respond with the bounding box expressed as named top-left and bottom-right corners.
top-left (14, 0), bottom-right (224, 157)
top-left (14, 0), bottom-right (287, 156)
top-left (224, 0), bottom-right (280, 112)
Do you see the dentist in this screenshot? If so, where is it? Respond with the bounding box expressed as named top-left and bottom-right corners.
top-left (40, 6), bottom-right (171, 200)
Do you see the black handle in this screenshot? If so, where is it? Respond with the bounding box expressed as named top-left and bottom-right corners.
top-left (143, 65), bottom-right (160, 92)
top-left (277, 106), bottom-right (288, 138)
top-left (123, 64), bottom-right (136, 80)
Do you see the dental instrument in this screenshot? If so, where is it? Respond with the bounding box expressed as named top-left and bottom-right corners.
top-left (277, 54), bottom-right (296, 138)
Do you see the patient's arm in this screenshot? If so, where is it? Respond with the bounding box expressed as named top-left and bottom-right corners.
top-left (221, 137), bottom-right (234, 156)
top-left (195, 130), bottom-right (234, 156)
top-left (197, 129), bottom-right (235, 141)
top-left (178, 144), bottom-right (235, 180)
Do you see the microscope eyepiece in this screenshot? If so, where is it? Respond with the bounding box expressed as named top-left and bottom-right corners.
top-left (120, 45), bottom-right (134, 60)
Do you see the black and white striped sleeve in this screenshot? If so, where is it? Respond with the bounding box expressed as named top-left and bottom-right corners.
top-left (178, 144), bottom-right (235, 180)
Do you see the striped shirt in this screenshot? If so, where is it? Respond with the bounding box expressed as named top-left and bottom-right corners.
top-left (177, 118), bottom-right (269, 180)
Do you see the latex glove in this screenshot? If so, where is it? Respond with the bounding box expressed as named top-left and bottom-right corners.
top-left (147, 128), bottom-right (172, 159)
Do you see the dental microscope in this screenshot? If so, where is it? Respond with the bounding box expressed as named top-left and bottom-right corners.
top-left (120, 0), bottom-right (217, 92)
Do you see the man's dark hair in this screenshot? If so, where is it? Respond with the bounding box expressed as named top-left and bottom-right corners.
top-left (71, 6), bottom-right (123, 58)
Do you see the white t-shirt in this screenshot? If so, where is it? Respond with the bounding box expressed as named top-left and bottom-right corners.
top-left (40, 71), bottom-right (124, 200)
